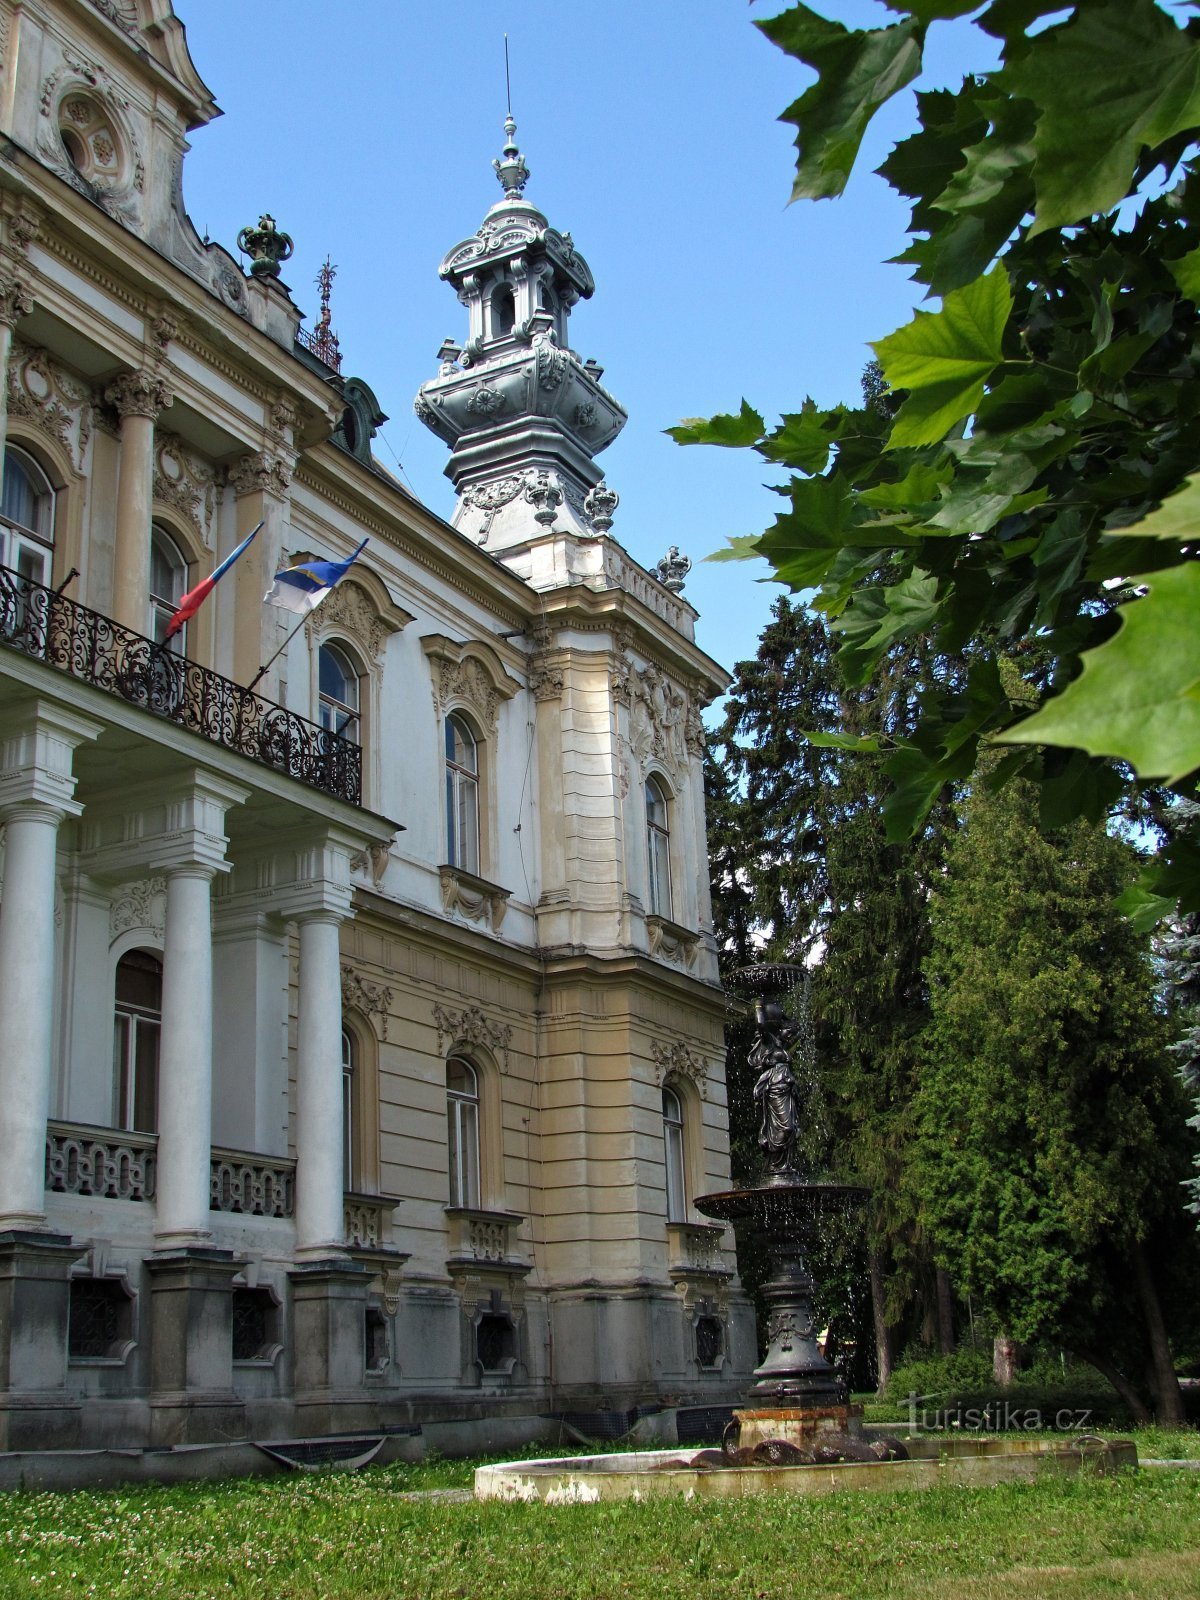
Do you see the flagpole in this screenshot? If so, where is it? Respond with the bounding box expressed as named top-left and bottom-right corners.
top-left (246, 608), bottom-right (313, 696)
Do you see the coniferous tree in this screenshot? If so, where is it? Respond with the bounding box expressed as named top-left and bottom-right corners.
top-left (914, 776), bottom-right (1195, 1421)
top-left (708, 598), bottom-right (961, 1387)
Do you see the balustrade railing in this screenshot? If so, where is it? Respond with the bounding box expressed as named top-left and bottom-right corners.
top-left (0, 564), bottom-right (360, 805)
top-left (445, 1206), bottom-right (525, 1264)
top-left (46, 1121), bottom-right (157, 1201)
top-left (343, 1192), bottom-right (399, 1250)
top-left (47, 1124), bottom-right (400, 1249)
top-left (210, 1149), bottom-right (296, 1218)
top-left (666, 1220), bottom-right (728, 1275)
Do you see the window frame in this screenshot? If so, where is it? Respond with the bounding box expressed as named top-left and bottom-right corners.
top-left (149, 521), bottom-right (190, 654)
top-left (645, 773), bottom-right (673, 919)
top-left (662, 1083), bottom-right (688, 1223)
top-left (112, 948), bottom-right (162, 1135)
top-left (1, 443), bottom-right (56, 587)
top-left (318, 638), bottom-right (362, 746)
top-left (446, 1055), bottom-right (482, 1210)
top-left (445, 711), bottom-right (482, 876)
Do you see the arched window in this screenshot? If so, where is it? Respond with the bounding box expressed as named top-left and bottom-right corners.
top-left (319, 641), bottom-right (361, 745)
top-left (491, 284), bottom-right (516, 337)
top-left (149, 524), bottom-right (188, 652)
top-left (113, 949), bottom-right (162, 1133)
top-left (1, 444), bottom-right (55, 585)
top-left (342, 1027), bottom-right (356, 1192)
top-left (447, 1057), bottom-right (480, 1209)
top-left (662, 1084), bottom-right (687, 1223)
top-left (445, 713), bottom-right (480, 875)
top-left (646, 776), bottom-right (672, 918)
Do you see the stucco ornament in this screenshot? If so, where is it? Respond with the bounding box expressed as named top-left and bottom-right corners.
top-left (432, 1002), bottom-right (514, 1073)
top-left (651, 1039), bottom-right (709, 1100)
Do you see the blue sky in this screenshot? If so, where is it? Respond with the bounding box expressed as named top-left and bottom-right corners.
top-left (177, 2), bottom-right (995, 695)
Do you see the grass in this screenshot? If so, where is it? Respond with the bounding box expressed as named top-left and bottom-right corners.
top-left (0, 1435), bottom-right (1197, 1599)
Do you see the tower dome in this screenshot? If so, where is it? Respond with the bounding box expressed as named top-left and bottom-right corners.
top-left (414, 114), bottom-right (626, 553)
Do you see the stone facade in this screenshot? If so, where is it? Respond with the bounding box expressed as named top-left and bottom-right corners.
top-left (0, 0), bottom-right (754, 1455)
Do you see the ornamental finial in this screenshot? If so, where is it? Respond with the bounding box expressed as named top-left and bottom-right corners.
top-left (493, 111), bottom-right (530, 199)
top-left (236, 213), bottom-right (293, 280)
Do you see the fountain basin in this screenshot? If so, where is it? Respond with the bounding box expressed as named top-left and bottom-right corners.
top-left (475, 1435), bottom-right (1137, 1502)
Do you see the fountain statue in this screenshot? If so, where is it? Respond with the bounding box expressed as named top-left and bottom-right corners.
top-left (693, 965), bottom-right (881, 1461)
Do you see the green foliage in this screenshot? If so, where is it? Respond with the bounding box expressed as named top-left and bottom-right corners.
top-left (708, 597), bottom-right (962, 1371)
top-left (675, 0), bottom-right (1200, 916)
top-left (912, 773), bottom-right (1197, 1387)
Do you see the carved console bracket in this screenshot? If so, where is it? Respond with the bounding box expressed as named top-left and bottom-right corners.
top-left (646, 913), bottom-right (703, 972)
top-left (439, 863), bottom-right (512, 935)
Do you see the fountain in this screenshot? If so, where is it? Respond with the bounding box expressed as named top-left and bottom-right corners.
top-left (476, 966), bottom-right (1136, 1500)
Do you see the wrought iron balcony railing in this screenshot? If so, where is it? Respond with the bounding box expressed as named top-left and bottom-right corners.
top-left (0, 564), bottom-right (361, 805)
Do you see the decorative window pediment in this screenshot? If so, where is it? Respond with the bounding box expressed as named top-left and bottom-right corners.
top-left (422, 633), bottom-right (520, 735)
top-left (304, 570), bottom-right (411, 666)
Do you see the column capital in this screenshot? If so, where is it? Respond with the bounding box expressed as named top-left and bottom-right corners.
top-left (105, 369), bottom-right (173, 421)
top-left (0, 698), bottom-right (103, 815)
top-left (229, 449), bottom-right (292, 500)
top-left (78, 767), bottom-right (250, 882)
top-left (0, 279), bottom-right (34, 328)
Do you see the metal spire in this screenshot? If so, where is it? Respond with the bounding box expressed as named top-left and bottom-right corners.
top-left (492, 36), bottom-right (529, 198)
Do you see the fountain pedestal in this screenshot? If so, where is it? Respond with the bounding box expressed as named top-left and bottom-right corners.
top-left (696, 1181), bottom-right (868, 1460)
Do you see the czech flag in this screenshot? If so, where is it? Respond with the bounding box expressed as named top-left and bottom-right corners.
top-left (264, 537), bottom-right (368, 615)
top-left (164, 521), bottom-right (262, 640)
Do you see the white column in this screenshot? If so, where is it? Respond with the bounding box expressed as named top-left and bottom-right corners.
top-left (154, 865), bottom-right (216, 1247)
top-left (294, 910), bottom-right (346, 1258)
top-left (0, 802), bottom-right (67, 1226)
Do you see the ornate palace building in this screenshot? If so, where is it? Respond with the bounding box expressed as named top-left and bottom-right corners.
top-left (0, 0), bottom-right (752, 1464)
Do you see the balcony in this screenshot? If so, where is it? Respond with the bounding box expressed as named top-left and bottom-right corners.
top-left (0, 564), bottom-right (361, 806)
top-left (46, 1124), bottom-right (397, 1248)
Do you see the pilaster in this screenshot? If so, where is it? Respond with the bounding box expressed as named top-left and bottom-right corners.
top-left (106, 370), bottom-right (173, 633)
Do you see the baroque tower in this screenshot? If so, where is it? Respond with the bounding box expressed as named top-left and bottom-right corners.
top-left (414, 116), bottom-right (626, 560)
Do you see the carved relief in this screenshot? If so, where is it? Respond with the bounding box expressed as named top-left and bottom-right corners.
top-left (85, 0), bottom-right (140, 37)
top-left (305, 578), bottom-right (391, 665)
top-left (646, 915), bottom-right (703, 973)
top-left (627, 663), bottom-right (690, 779)
top-left (37, 52), bottom-right (144, 226)
top-left (341, 963), bottom-right (393, 1042)
top-left (423, 636), bottom-right (519, 736)
top-left (350, 839), bottom-right (392, 888)
top-left (460, 474), bottom-right (524, 540)
top-left (154, 432), bottom-right (217, 549)
top-left (0, 279), bottom-right (33, 328)
top-left (651, 1038), bottom-right (709, 1100)
top-left (8, 342), bottom-right (93, 470)
top-left (109, 875), bottom-right (166, 942)
top-left (432, 1001), bottom-right (514, 1073)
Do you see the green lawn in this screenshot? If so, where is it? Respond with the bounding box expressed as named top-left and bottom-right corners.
top-left (0, 1436), bottom-right (1197, 1599)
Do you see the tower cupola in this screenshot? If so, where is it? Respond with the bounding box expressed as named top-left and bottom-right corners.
top-left (414, 114), bottom-right (626, 553)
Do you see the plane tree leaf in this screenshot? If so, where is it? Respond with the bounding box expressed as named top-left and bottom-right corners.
top-left (1002, 0), bottom-right (1200, 233)
top-left (996, 563), bottom-right (1200, 783)
top-left (665, 400), bottom-right (764, 448)
top-left (874, 265), bottom-right (1013, 447)
top-left (757, 5), bottom-right (926, 200)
